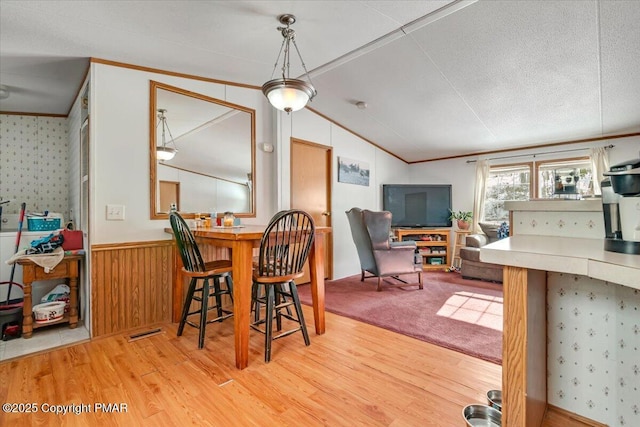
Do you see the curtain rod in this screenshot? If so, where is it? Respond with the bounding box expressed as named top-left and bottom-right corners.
top-left (465, 144), bottom-right (614, 164)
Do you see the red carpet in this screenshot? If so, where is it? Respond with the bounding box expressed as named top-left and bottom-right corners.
top-left (297, 271), bottom-right (503, 364)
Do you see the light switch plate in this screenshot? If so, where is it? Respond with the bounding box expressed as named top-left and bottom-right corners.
top-left (106, 204), bottom-right (125, 220)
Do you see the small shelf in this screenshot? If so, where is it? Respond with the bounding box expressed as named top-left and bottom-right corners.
top-left (451, 230), bottom-right (472, 269)
top-left (395, 228), bottom-right (451, 271)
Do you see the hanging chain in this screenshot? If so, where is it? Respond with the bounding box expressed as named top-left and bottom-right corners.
top-left (269, 37), bottom-right (287, 80)
top-left (291, 37), bottom-right (316, 94)
top-left (279, 25), bottom-right (295, 80)
top-left (268, 21), bottom-right (315, 91)
top-left (157, 110), bottom-right (176, 150)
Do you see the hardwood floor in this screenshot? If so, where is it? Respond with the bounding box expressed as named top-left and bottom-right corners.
top-left (0, 305), bottom-right (593, 426)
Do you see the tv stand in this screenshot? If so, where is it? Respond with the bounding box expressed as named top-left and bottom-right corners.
top-left (395, 228), bottom-right (450, 271)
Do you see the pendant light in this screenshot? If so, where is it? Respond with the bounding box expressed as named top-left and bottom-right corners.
top-left (262, 14), bottom-right (317, 113)
top-left (156, 109), bottom-right (177, 161)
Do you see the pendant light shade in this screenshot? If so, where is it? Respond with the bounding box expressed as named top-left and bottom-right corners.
top-left (156, 146), bottom-right (177, 161)
top-left (262, 14), bottom-right (317, 113)
top-left (262, 78), bottom-right (315, 112)
top-left (156, 109), bottom-right (177, 161)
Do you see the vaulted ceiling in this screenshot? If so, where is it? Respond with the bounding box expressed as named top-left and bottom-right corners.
top-left (1, 0), bottom-right (639, 162)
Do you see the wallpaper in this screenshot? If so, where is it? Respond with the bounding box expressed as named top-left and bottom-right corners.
top-left (548, 273), bottom-right (639, 426)
top-left (511, 208), bottom-right (638, 426)
top-left (512, 210), bottom-right (604, 239)
top-left (0, 115), bottom-right (69, 220)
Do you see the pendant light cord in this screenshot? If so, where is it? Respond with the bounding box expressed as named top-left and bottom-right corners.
top-left (267, 21), bottom-right (316, 92)
top-left (157, 110), bottom-right (177, 149)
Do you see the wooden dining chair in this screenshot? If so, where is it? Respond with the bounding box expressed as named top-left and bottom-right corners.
top-left (169, 211), bottom-right (234, 349)
top-left (250, 209), bottom-right (315, 362)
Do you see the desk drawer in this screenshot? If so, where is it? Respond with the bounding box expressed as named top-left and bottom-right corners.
top-left (18, 257), bottom-right (79, 281)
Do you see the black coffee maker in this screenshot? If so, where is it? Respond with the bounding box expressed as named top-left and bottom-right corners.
top-left (602, 158), bottom-right (640, 254)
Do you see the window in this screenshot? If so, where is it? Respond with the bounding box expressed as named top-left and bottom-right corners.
top-left (484, 163), bottom-right (533, 222)
top-left (483, 156), bottom-right (596, 222)
top-left (536, 157), bottom-right (594, 199)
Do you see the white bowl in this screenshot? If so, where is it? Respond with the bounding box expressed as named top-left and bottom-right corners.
top-left (33, 301), bottom-right (66, 324)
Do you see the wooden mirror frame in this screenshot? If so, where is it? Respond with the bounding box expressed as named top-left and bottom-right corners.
top-left (150, 81), bottom-right (256, 220)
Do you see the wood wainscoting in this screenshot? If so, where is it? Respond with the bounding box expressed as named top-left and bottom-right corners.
top-left (91, 240), bottom-right (174, 337)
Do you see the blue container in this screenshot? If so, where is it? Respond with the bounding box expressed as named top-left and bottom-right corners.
top-left (27, 217), bottom-right (61, 231)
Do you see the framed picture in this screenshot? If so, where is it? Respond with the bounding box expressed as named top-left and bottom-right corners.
top-left (338, 156), bottom-right (370, 186)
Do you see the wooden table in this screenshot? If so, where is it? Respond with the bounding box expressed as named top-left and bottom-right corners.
top-left (166, 225), bottom-right (330, 369)
top-left (17, 254), bottom-right (83, 338)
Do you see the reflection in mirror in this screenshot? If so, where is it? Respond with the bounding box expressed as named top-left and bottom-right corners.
top-left (150, 81), bottom-right (256, 219)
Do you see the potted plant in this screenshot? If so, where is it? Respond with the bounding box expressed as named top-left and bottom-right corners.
top-left (448, 210), bottom-right (473, 230)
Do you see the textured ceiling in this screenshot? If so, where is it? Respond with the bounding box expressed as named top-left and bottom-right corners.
top-left (1, 0), bottom-right (639, 162)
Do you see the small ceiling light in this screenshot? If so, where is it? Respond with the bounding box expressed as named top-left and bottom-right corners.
top-left (156, 109), bottom-right (177, 161)
top-left (356, 101), bottom-right (368, 110)
top-left (262, 14), bottom-right (317, 113)
top-left (0, 85), bottom-right (9, 100)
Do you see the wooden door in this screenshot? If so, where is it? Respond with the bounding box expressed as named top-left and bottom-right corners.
top-left (159, 180), bottom-right (180, 213)
top-left (291, 138), bottom-right (332, 283)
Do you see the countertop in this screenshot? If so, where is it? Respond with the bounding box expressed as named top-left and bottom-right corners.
top-left (504, 199), bottom-right (602, 212)
top-left (480, 234), bottom-right (640, 289)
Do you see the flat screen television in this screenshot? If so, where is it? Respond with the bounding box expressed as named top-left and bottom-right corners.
top-left (382, 184), bottom-right (452, 228)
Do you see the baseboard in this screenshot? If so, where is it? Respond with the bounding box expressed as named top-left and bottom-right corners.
top-left (545, 404), bottom-right (608, 427)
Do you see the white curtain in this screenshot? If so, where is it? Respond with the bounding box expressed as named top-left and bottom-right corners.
top-left (589, 146), bottom-right (610, 195)
top-left (472, 159), bottom-right (490, 233)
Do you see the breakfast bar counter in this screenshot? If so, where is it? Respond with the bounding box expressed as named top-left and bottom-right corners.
top-left (480, 234), bottom-right (640, 426)
top-left (481, 234), bottom-right (640, 290)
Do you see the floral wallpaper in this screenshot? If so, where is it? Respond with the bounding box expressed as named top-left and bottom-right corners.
top-left (512, 210), bottom-right (604, 239)
top-left (548, 273), bottom-right (639, 426)
top-left (0, 114), bottom-right (69, 220)
top-left (511, 207), bottom-right (638, 426)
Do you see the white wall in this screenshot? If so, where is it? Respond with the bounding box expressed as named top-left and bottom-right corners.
top-left (90, 63), bottom-right (276, 244)
top-left (88, 62), bottom-right (410, 280)
top-left (277, 109), bottom-right (410, 279)
top-left (157, 165), bottom-right (250, 213)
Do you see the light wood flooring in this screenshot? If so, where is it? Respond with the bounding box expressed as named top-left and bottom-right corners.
top-left (0, 305), bottom-right (594, 426)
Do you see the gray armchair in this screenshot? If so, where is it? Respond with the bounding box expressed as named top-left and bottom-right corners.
top-left (345, 208), bottom-right (423, 291)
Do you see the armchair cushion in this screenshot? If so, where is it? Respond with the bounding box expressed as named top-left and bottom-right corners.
top-left (466, 233), bottom-right (489, 248)
top-left (478, 222), bottom-right (501, 243)
top-left (373, 245), bottom-right (416, 277)
top-left (460, 246), bottom-right (481, 262)
top-left (390, 240), bottom-right (417, 249)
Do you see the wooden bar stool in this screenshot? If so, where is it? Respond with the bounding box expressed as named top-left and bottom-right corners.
top-left (170, 212), bottom-right (233, 349)
top-left (251, 210), bottom-right (314, 362)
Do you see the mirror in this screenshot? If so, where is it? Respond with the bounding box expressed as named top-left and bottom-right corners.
top-left (150, 81), bottom-right (256, 220)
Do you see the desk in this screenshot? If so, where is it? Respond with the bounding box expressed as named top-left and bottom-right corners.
top-left (17, 254), bottom-right (83, 338)
top-left (166, 225), bottom-right (330, 369)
